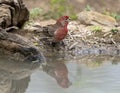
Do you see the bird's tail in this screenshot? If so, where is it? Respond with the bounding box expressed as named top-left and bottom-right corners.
top-left (33, 24), bottom-right (49, 33)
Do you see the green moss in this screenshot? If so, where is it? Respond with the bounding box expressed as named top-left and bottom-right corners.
top-left (30, 8), bottom-right (43, 19)
top-left (110, 13), bottom-right (120, 20)
top-left (103, 11), bottom-right (120, 21)
top-left (111, 28), bottom-right (118, 34)
top-left (70, 14), bottom-right (78, 20)
top-left (91, 26), bottom-right (102, 32)
top-left (85, 5), bottom-right (92, 11)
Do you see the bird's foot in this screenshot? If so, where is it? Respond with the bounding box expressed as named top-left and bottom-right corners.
top-left (51, 42), bottom-right (58, 47)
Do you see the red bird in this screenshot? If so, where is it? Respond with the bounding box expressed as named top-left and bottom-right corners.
top-left (43, 16), bottom-right (70, 43)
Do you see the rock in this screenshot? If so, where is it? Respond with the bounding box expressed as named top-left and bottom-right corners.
top-left (0, 0), bottom-right (46, 63)
top-left (0, 0), bottom-right (29, 29)
top-left (0, 28), bottom-right (45, 63)
top-left (78, 11), bottom-right (118, 27)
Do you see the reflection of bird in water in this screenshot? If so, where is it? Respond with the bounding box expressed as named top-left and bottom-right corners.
top-left (0, 56), bottom-right (41, 93)
top-left (43, 60), bottom-right (72, 88)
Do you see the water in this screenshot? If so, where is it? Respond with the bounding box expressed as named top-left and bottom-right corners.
top-left (0, 55), bottom-right (120, 93)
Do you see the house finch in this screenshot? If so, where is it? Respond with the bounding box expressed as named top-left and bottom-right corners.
top-left (43, 16), bottom-right (70, 43)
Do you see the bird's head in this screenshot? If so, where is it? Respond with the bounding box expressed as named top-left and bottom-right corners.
top-left (56, 16), bottom-right (70, 27)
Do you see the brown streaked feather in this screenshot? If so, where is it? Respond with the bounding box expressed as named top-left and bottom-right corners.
top-left (43, 24), bottom-right (58, 37)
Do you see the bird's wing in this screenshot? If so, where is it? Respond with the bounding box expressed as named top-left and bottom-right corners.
top-left (43, 24), bottom-right (58, 37)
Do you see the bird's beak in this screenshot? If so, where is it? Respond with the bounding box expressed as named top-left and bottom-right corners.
top-left (67, 18), bottom-right (71, 22)
top-left (69, 17), bottom-right (71, 20)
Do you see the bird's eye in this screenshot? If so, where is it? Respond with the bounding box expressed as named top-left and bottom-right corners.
top-left (65, 18), bottom-right (70, 21)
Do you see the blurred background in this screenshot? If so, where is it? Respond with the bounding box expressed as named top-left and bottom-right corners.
top-left (24, 0), bottom-right (120, 23)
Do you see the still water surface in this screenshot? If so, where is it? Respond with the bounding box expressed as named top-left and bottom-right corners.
top-left (0, 56), bottom-right (120, 93)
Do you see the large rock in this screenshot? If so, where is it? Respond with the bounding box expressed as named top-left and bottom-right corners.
top-left (78, 11), bottom-right (118, 27)
top-left (0, 0), bottom-right (45, 63)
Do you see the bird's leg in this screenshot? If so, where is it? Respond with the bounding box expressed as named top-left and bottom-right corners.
top-left (49, 40), bottom-right (66, 47)
top-left (51, 42), bottom-right (57, 47)
top-left (60, 41), bottom-right (66, 47)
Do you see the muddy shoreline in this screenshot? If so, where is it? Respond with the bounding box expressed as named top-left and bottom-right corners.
top-left (23, 11), bottom-right (120, 59)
